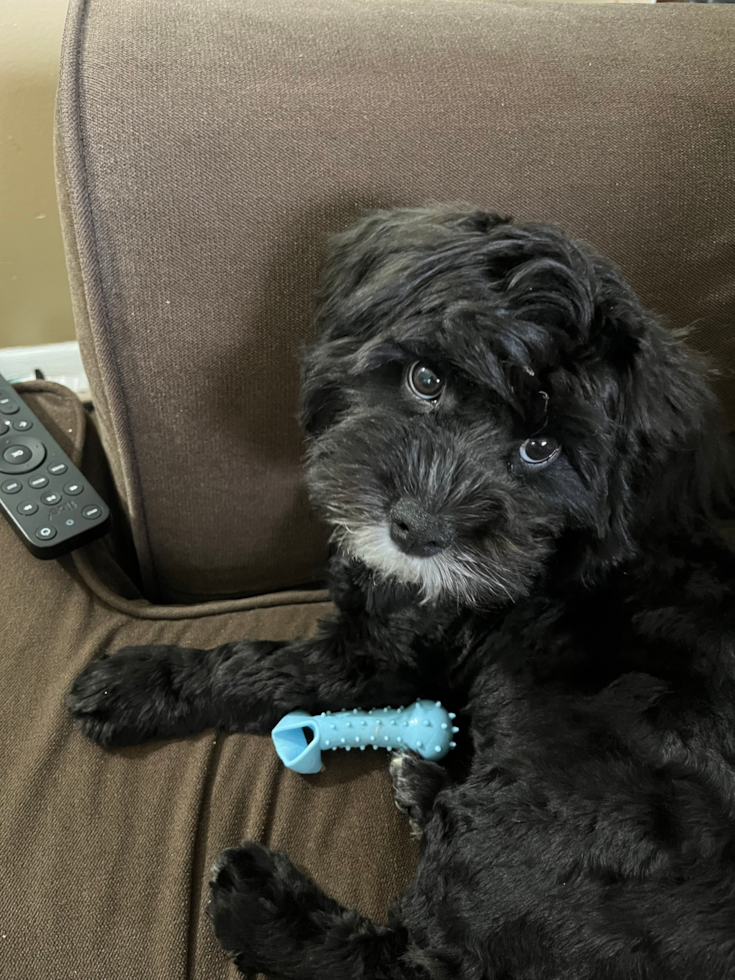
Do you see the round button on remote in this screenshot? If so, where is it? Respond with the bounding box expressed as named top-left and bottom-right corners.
top-left (13, 419), bottom-right (33, 431)
top-left (17, 501), bottom-right (38, 516)
top-left (48, 462), bottom-right (67, 476)
top-left (82, 504), bottom-right (103, 520)
top-left (2, 478), bottom-right (22, 494)
top-left (41, 491), bottom-right (62, 506)
top-left (35, 526), bottom-right (57, 541)
top-left (64, 481), bottom-right (84, 496)
top-left (28, 475), bottom-right (48, 490)
top-left (3, 445), bottom-right (32, 465)
top-left (0, 436), bottom-right (46, 474)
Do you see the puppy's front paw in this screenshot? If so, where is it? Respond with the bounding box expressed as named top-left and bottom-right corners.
top-left (66, 646), bottom-right (183, 747)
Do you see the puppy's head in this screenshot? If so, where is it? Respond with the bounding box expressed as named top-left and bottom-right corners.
top-left (301, 205), bottom-right (729, 606)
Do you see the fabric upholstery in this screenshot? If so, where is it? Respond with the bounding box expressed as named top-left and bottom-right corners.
top-left (0, 385), bottom-right (418, 980)
top-left (55, 0), bottom-right (735, 604)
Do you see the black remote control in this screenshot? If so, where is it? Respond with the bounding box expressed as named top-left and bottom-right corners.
top-left (0, 374), bottom-right (110, 559)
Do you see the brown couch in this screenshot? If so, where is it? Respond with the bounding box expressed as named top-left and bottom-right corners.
top-left (2, 0), bottom-right (734, 977)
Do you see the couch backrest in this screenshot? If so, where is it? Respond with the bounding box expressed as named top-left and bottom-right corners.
top-left (55, 0), bottom-right (735, 603)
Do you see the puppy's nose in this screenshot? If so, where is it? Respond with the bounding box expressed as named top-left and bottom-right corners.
top-left (389, 499), bottom-right (454, 558)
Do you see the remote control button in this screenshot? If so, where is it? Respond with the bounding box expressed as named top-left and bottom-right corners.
top-left (2, 478), bottom-right (22, 494)
top-left (0, 396), bottom-right (19, 415)
top-left (28, 475), bottom-right (48, 489)
top-left (82, 504), bottom-right (103, 520)
top-left (48, 462), bottom-right (67, 476)
top-left (0, 436), bottom-right (46, 475)
top-left (17, 501), bottom-right (38, 516)
top-left (13, 419), bottom-right (33, 431)
top-left (41, 491), bottom-right (62, 505)
top-left (3, 445), bottom-right (32, 465)
top-left (35, 526), bottom-right (57, 541)
top-left (0, 421), bottom-right (9, 437)
top-left (64, 481), bottom-right (84, 496)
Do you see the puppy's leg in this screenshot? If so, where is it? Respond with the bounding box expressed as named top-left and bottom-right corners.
top-left (66, 628), bottom-right (419, 748)
top-left (208, 842), bottom-right (421, 980)
top-left (390, 750), bottom-right (449, 837)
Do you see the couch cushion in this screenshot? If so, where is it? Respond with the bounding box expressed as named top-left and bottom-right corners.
top-left (55, 0), bottom-right (735, 602)
top-left (0, 385), bottom-right (418, 979)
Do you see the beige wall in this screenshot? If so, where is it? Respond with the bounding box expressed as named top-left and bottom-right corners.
top-left (0, 0), bottom-right (75, 349)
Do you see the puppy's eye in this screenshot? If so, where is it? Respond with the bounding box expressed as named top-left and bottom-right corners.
top-left (519, 436), bottom-right (560, 466)
top-left (406, 362), bottom-right (444, 401)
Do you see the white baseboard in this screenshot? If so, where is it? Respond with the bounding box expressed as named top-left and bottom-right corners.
top-left (0, 341), bottom-right (89, 396)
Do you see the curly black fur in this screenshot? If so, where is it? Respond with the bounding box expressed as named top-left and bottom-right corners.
top-left (68, 206), bottom-right (735, 979)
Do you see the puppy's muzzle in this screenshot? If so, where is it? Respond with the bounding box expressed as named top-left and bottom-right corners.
top-left (389, 499), bottom-right (454, 558)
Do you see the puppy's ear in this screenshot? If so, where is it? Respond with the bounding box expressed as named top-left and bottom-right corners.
top-left (588, 263), bottom-right (646, 372)
top-left (299, 379), bottom-right (344, 436)
top-left (604, 303), bottom-right (733, 552)
top-left (638, 338), bottom-right (731, 524)
top-left (299, 328), bottom-right (359, 435)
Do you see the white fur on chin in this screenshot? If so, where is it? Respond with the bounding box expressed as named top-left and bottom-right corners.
top-left (335, 523), bottom-right (514, 605)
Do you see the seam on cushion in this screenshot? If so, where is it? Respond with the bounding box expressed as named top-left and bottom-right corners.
top-left (21, 362), bottom-right (329, 619)
top-left (56, 0), bottom-right (159, 599)
top-left (71, 545), bottom-right (330, 619)
top-left (12, 383), bottom-right (332, 618)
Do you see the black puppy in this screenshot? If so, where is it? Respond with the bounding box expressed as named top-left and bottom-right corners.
top-left (68, 206), bottom-right (735, 980)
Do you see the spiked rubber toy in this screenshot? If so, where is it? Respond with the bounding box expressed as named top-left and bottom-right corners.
top-left (271, 700), bottom-right (459, 774)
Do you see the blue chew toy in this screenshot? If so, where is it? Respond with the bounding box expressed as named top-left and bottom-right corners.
top-left (271, 700), bottom-right (458, 774)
